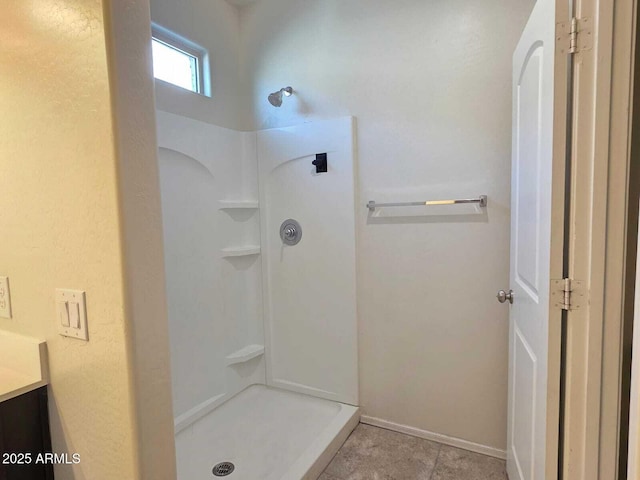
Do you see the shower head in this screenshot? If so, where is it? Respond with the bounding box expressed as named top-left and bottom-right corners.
top-left (268, 86), bottom-right (293, 107)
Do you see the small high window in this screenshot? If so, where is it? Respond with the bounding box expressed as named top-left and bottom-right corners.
top-left (151, 25), bottom-right (209, 96)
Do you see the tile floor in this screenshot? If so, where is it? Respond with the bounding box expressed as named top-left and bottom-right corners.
top-left (319, 424), bottom-right (507, 480)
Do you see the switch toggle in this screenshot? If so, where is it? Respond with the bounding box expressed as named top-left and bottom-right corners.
top-left (58, 301), bottom-right (69, 327)
top-left (55, 289), bottom-right (88, 341)
top-left (68, 302), bottom-right (80, 329)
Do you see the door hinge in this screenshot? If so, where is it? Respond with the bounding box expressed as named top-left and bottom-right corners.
top-left (551, 278), bottom-right (585, 311)
top-left (556, 17), bottom-right (593, 55)
top-left (569, 17), bottom-right (579, 53)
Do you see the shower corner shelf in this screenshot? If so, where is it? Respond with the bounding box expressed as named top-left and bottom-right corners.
top-left (221, 245), bottom-right (261, 258)
top-left (225, 344), bottom-right (265, 366)
top-left (218, 200), bottom-right (260, 210)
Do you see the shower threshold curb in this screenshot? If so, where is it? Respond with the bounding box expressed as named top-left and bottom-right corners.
top-left (284, 402), bottom-right (360, 480)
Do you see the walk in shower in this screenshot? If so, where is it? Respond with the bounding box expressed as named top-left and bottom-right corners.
top-left (156, 111), bottom-right (359, 479)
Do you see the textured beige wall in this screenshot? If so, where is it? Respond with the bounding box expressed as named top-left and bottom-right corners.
top-left (150, 0), bottom-right (243, 130)
top-left (240, 0), bottom-right (535, 451)
top-left (0, 1), bottom-right (139, 478)
top-left (103, 0), bottom-right (177, 477)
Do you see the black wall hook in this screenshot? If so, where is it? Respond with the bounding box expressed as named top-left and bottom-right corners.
top-left (312, 153), bottom-right (328, 173)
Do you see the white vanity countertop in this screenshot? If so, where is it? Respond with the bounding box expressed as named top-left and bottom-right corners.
top-left (0, 331), bottom-right (48, 403)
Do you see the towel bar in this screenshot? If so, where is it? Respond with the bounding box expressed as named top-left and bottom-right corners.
top-left (366, 195), bottom-right (487, 211)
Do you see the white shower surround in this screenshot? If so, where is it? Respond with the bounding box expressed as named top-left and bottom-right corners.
top-left (157, 111), bottom-right (264, 428)
top-left (156, 111), bottom-right (359, 478)
top-left (258, 117), bottom-right (359, 405)
top-left (175, 385), bottom-right (358, 479)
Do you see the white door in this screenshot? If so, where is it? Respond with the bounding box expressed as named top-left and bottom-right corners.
top-left (506, 0), bottom-right (567, 478)
top-left (628, 205), bottom-right (640, 479)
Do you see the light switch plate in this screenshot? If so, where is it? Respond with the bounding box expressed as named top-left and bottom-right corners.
top-left (56, 289), bottom-right (88, 341)
top-left (0, 276), bottom-right (12, 319)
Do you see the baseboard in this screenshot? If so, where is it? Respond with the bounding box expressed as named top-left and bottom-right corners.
top-left (174, 393), bottom-right (227, 434)
top-left (360, 415), bottom-right (507, 460)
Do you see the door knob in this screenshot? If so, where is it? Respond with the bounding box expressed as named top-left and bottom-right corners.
top-left (497, 289), bottom-right (514, 304)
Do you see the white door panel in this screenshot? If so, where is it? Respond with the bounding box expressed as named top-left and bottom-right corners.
top-left (507, 0), bottom-right (566, 478)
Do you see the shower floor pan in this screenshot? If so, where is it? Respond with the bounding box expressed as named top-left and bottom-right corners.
top-left (175, 385), bottom-right (360, 480)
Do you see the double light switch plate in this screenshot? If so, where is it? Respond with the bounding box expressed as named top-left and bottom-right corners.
top-left (56, 289), bottom-right (88, 341)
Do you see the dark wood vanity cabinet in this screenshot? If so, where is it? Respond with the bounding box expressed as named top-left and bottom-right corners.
top-left (0, 387), bottom-right (54, 480)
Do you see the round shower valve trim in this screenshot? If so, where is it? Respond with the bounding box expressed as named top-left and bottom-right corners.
top-left (280, 219), bottom-right (302, 246)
